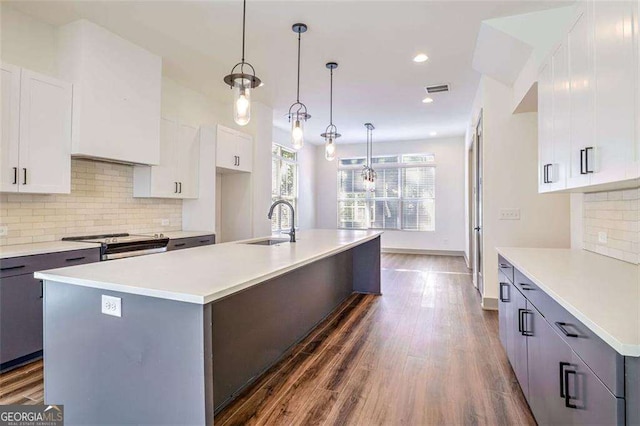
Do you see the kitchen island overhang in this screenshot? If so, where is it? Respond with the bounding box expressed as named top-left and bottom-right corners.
top-left (35, 229), bottom-right (382, 425)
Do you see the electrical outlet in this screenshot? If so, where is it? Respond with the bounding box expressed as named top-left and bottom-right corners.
top-left (598, 231), bottom-right (608, 244)
top-left (499, 209), bottom-right (521, 220)
top-left (161, 219), bottom-right (170, 226)
top-left (0, 226), bottom-right (7, 236)
top-left (101, 295), bottom-right (121, 317)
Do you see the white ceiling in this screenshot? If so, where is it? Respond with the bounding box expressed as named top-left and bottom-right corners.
top-left (7, 0), bottom-right (571, 144)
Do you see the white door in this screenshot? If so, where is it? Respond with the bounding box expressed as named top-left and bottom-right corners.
top-left (216, 126), bottom-right (239, 170)
top-left (177, 122), bottom-right (200, 198)
top-left (538, 62), bottom-right (554, 193)
top-left (1, 64), bottom-right (20, 192)
top-left (235, 132), bottom-right (253, 173)
top-left (591, 0), bottom-right (636, 184)
top-left (551, 41), bottom-right (570, 191)
top-left (567, 5), bottom-right (595, 189)
top-left (18, 69), bottom-right (71, 194)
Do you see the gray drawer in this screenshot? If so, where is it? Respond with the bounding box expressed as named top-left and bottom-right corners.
top-left (498, 255), bottom-right (514, 283)
top-left (167, 235), bottom-right (215, 251)
top-left (515, 269), bottom-right (624, 398)
top-left (0, 248), bottom-right (101, 279)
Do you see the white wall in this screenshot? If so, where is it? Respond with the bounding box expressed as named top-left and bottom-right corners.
top-left (315, 137), bottom-right (466, 252)
top-left (474, 75), bottom-right (571, 306)
top-left (272, 127), bottom-right (317, 230)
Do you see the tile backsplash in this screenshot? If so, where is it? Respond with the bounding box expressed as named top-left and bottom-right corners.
top-left (0, 159), bottom-right (182, 246)
top-left (583, 188), bottom-right (639, 264)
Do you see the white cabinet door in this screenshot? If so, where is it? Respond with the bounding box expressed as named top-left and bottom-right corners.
top-left (634, 0), bottom-right (640, 179)
top-left (176, 122), bottom-right (199, 199)
top-left (567, 4), bottom-right (595, 189)
top-left (18, 69), bottom-right (71, 194)
top-left (1, 64), bottom-right (20, 193)
top-left (591, 0), bottom-right (636, 185)
top-left (215, 125), bottom-right (252, 173)
top-left (538, 61), bottom-right (554, 193)
top-left (551, 41), bottom-right (570, 191)
top-left (152, 117), bottom-right (180, 198)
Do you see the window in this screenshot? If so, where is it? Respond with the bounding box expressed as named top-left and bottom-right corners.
top-left (337, 154), bottom-right (435, 231)
top-left (272, 144), bottom-right (298, 232)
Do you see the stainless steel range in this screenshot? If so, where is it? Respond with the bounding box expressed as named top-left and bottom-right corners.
top-left (62, 233), bottom-right (169, 261)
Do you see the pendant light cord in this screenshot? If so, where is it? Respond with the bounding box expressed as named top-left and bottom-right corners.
top-left (241, 0), bottom-right (246, 62)
top-left (296, 30), bottom-right (301, 103)
top-left (329, 68), bottom-right (333, 125)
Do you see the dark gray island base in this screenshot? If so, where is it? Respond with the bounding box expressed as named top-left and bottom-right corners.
top-left (42, 235), bottom-right (381, 425)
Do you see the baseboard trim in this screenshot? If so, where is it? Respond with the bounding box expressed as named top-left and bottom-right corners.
top-left (381, 248), bottom-right (465, 257)
top-left (481, 297), bottom-right (498, 311)
top-left (463, 253), bottom-right (471, 269)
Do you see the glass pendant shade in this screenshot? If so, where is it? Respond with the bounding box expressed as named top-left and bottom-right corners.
top-left (233, 77), bottom-right (251, 126)
top-left (291, 115), bottom-right (305, 150)
top-left (325, 137), bottom-right (336, 161)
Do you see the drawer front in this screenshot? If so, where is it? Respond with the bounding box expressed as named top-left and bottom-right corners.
top-left (167, 235), bottom-right (215, 251)
top-left (0, 248), bottom-right (101, 279)
top-left (515, 269), bottom-right (624, 397)
top-left (498, 255), bottom-right (514, 283)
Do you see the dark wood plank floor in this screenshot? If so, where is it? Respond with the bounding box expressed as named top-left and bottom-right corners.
top-left (0, 254), bottom-right (535, 425)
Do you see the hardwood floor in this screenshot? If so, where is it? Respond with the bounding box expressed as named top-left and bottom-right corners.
top-left (0, 254), bottom-right (535, 425)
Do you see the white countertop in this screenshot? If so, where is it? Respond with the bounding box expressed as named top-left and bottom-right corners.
top-left (141, 231), bottom-right (214, 239)
top-left (0, 241), bottom-right (101, 259)
top-left (497, 247), bottom-right (640, 357)
top-left (35, 229), bottom-right (382, 305)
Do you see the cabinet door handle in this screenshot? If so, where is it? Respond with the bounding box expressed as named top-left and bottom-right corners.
top-left (499, 282), bottom-right (510, 302)
top-left (22, 168), bottom-right (27, 185)
top-left (178, 182), bottom-right (182, 193)
top-left (238, 156), bottom-right (240, 167)
top-left (174, 182), bottom-right (178, 193)
top-left (12, 167), bottom-right (17, 184)
top-left (65, 256), bottom-right (86, 262)
top-left (559, 361), bottom-right (571, 397)
top-left (584, 147), bottom-right (593, 173)
top-left (564, 368), bottom-right (579, 409)
top-left (579, 149), bottom-right (586, 174)
top-left (0, 264), bottom-right (26, 271)
top-left (555, 321), bottom-right (580, 338)
top-left (40, 280), bottom-right (44, 299)
top-left (518, 308), bottom-right (525, 333)
top-left (543, 164), bottom-right (548, 183)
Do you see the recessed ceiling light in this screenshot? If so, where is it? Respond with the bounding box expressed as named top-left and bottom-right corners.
top-left (422, 97), bottom-right (434, 104)
top-left (413, 53), bottom-right (429, 63)
top-left (430, 131), bottom-right (438, 136)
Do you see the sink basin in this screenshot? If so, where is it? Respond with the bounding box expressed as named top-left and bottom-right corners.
top-left (244, 238), bottom-right (289, 246)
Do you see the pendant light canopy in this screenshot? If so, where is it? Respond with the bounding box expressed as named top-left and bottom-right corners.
top-left (321, 62), bottom-right (340, 161)
top-left (362, 123), bottom-right (376, 192)
top-left (288, 23), bottom-right (310, 150)
top-left (223, 0), bottom-right (261, 126)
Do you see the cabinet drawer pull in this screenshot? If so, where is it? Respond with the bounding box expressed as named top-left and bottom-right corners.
top-left (199, 239), bottom-right (210, 244)
top-left (65, 256), bottom-right (86, 262)
top-left (0, 265), bottom-right (26, 271)
top-left (12, 167), bottom-right (17, 184)
top-left (173, 243), bottom-right (186, 247)
top-left (555, 321), bottom-right (579, 338)
top-left (519, 283), bottom-right (534, 291)
top-left (22, 168), bottom-right (27, 185)
top-left (564, 368), bottom-right (580, 409)
top-left (499, 282), bottom-right (510, 302)
top-left (499, 264), bottom-right (510, 269)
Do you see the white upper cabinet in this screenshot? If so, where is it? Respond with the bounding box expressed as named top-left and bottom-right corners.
top-left (133, 117), bottom-right (200, 199)
top-left (216, 125), bottom-right (253, 173)
top-left (58, 20), bottom-right (161, 165)
top-left (537, 0), bottom-right (639, 192)
top-left (1, 64), bottom-right (72, 194)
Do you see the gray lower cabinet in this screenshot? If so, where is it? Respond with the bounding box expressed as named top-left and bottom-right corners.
top-left (499, 259), bottom-right (627, 425)
top-left (0, 247), bottom-right (100, 371)
top-left (167, 234), bottom-right (215, 251)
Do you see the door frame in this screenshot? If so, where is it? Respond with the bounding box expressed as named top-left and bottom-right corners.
top-left (473, 110), bottom-right (483, 295)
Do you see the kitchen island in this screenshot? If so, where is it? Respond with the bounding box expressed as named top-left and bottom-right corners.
top-left (34, 229), bottom-right (382, 425)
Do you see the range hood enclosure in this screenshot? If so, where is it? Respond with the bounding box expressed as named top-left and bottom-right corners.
top-left (58, 20), bottom-right (161, 165)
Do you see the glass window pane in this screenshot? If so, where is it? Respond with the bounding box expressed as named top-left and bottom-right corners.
top-left (338, 200), bottom-right (368, 229)
top-left (281, 147), bottom-right (297, 161)
top-left (338, 169), bottom-right (366, 198)
top-left (272, 158), bottom-right (279, 197)
top-left (372, 155), bottom-right (399, 164)
top-left (370, 200), bottom-right (399, 229)
top-left (402, 154), bottom-right (435, 164)
top-left (402, 199), bottom-right (435, 231)
top-left (373, 168), bottom-right (400, 198)
top-left (279, 162), bottom-right (296, 197)
top-left (339, 158), bottom-right (366, 166)
top-left (402, 167), bottom-right (435, 199)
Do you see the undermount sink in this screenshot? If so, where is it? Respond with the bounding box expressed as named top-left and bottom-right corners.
top-left (244, 238), bottom-right (289, 246)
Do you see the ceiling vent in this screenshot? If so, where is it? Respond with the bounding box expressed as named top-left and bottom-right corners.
top-left (425, 83), bottom-right (450, 94)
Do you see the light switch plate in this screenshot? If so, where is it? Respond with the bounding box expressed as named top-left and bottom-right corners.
top-left (598, 231), bottom-right (608, 244)
top-left (101, 295), bottom-right (121, 317)
top-left (499, 208), bottom-right (521, 220)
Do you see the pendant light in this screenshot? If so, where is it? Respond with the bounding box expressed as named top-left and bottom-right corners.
top-left (223, 0), bottom-right (261, 126)
top-left (321, 62), bottom-right (340, 161)
top-left (362, 123), bottom-right (376, 192)
top-left (288, 23), bottom-right (310, 150)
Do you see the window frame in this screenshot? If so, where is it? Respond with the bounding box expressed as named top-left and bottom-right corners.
top-left (337, 154), bottom-right (436, 232)
top-left (272, 144), bottom-right (299, 232)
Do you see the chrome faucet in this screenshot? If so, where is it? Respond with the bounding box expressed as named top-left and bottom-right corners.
top-left (267, 200), bottom-right (296, 243)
